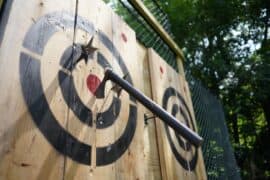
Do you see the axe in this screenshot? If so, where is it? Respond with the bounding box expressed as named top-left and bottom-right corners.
top-left (95, 68), bottom-right (203, 147)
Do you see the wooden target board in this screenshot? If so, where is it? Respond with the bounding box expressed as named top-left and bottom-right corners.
top-left (0, 0), bottom-right (144, 179)
top-left (148, 49), bottom-right (206, 180)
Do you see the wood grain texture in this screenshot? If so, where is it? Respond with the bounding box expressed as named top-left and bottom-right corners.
top-left (137, 43), bottom-right (162, 180)
top-left (110, 10), bottom-right (145, 180)
top-left (0, 0), bottom-right (76, 179)
top-left (62, 0), bottom-right (99, 179)
top-left (64, 0), bottom-right (145, 179)
top-left (148, 49), bottom-right (207, 180)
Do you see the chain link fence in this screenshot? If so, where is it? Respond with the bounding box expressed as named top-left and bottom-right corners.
top-left (186, 74), bottom-right (241, 179)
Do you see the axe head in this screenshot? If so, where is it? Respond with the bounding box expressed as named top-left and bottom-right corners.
top-left (94, 68), bottom-right (127, 99)
top-left (94, 68), bottom-right (112, 98)
top-left (94, 78), bottom-right (107, 99)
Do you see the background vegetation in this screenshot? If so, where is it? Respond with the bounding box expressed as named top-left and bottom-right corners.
top-left (157, 0), bottom-right (270, 179)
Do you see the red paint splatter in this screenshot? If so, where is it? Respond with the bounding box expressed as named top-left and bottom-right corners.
top-left (121, 33), bottom-right (127, 42)
top-left (160, 66), bottom-right (164, 74)
top-left (87, 74), bottom-right (101, 95)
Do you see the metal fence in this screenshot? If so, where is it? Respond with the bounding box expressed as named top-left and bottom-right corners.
top-left (105, 0), bottom-right (241, 179)
top-left (186, 74), bottom-right (241, 179)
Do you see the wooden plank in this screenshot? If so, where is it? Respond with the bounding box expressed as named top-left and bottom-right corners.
top-left (137, 43), bottom-right (162, 180)
top-left (63, 0), bottom-right (117, 179)
top-left (63, 0), bottom-right (146, 179)
top-left (148, 49), bottom-right (207, 180)
top-left (110, 9), bottom-right (145, 180)
top-left (61, 0), bottom-right (100, 179)
top-left (0, 0), bottom-right (77, 179)
top-left (177, 56), bottom-right (185, 76)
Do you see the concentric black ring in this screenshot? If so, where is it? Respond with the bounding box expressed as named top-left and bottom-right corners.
top-left (58, 46), bottom-right (121, 128)
top-left (162, 87), bottom-right (198, 170)
top-left (19, 11), bottom-right (137, 166)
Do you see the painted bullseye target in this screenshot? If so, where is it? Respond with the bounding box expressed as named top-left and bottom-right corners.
top-left (162, 87), bottom-right (198, 170)
top-left (19, 11), bottom-right (137, 166)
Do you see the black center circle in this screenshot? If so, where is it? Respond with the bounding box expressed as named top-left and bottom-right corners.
top-left (162, 87), bottom-right (198, 170)
top-left (19, 11), bottom-right (137, 166)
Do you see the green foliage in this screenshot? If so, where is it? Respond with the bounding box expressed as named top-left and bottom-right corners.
top-left (158, 0), bottom-right (270, 179)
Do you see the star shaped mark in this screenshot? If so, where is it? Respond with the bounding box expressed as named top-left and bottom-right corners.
top-left (73, 36), bottom-right (98, 65)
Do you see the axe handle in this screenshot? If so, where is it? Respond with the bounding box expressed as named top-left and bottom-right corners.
top-left (102, 68), bottom-right (203, 147)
